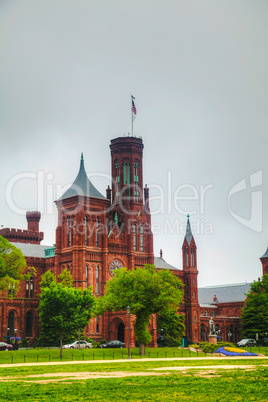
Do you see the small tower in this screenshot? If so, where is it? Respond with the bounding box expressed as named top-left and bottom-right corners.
top-left (182, 215), bottom-right (200, 342)
top-left (26, 211), bottom-right (41, 232)
top-left (260, 246), bottom-right (268, 276)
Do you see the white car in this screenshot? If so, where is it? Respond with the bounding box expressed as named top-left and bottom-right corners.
top-left (62, 340), bottom-right (93, 349)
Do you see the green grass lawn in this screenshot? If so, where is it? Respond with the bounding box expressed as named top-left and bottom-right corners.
top-left (0, 359), bottom-right (267, 401)
top-left (0, 346), bottom-right (267, 365)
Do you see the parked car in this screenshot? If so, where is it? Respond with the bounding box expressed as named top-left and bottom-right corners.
top-left (100, 340), bottom-right (125, 348)
top-left (0, 342), bottom-right (13, 351)
top-left (237, 339), bottom-right (256, 347)
top-left (62, 340), bottom-right (93, 349)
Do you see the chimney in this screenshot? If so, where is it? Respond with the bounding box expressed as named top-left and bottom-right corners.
top-left (160, 249), bottom-right (163, 258)
top-left (26, 211), bottom-right (41, 232)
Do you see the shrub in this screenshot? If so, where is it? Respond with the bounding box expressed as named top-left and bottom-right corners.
top-left (198, 341), bottom-right (236, 354)
top-left (21, 338), bottom-right (28, 348)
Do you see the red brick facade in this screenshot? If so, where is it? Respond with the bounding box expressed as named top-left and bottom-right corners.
top-left (0, 136), bottom-right (265, 346)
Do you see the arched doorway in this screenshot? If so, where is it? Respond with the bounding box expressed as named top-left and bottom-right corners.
top-left (109, 317), bottom-right (125, 342)
top-left (118, 322), bottom-right (125, 342)
top-left (8, 311), bottom-right (15, 337)
top-left (26, 312), bottom-right (33, 337)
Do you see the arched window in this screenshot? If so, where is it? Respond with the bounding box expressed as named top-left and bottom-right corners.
top-left (86, 265), bottom-right (88, 287)
top-left (191, 247), bottom-right (195, 267)
top-left (26, 312), bottom-right (33, 337)
top-left (193, 291), bottom-right (196, 299)
top-left (96, 315), bottom-right (99, 333)
top-left (96, 218), bottom-right (99, 247)
top-left (133, 224), bottom-right (137, 251)
top-left (68, 217), bottom-right (72, 247)
top-left (26, 279), bottom-right (29, 298)
top-left (30, 276), bottom-right (34, 298)
top-left (140, 225), bottom-right (144, 252)
top-left (8, 311), bottom-right (15, 337)
top-left (194, 315), bottom-right (197, 324)
top-left (134, 161), bottom-right (139, 202)
top-left (193, 278), bottom-right (195, 286)
top-left (115, 162), bottom-right (120, 202)
top-left (200, 324), bottom-right (205, 341)
top-left (184, 248), bottom-right (189, 267)
top-left (96, 266), bottom-right (100, 294)
top-left (85, 216), bottom-right (88, 246)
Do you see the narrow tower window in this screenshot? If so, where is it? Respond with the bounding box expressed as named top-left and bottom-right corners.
top-left (96, 266), bottom-right (100, 294)
top-left (68, 217), bottom-right (72, 247)
top-left (86, 265), bottom-right (88, 288)
top-left (133, 224), bottom-right (137, 251)
top-left (26, 279), bottom-right (29, 298)
top-left (85, 216), bottom-right (88, 246)
top-left (191, 247), bottom-right (195, 267)
top-left (96, 315), bottom-right (99, 333)
top-left (134, 161), bottom-right (139, 202)
top-left (140, 225), bottom-right (144, 252)
top-left (115, 162), bottom-right (120, 202)
top-left (96, 218), bottom-right (99, 247)
top-left (30, 276), bottom-right (34, 298)
top-left (184, 248), bottom-right (189, 267)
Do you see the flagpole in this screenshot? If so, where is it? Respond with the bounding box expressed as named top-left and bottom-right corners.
top-left (131, 94), bottom-right (133, 137)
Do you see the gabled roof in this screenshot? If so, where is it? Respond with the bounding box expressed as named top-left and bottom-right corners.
top-left (198, 282), bottom-right (252, 304)
top-left (10, 242), bottom-right (52, 258)
top-left (58, 154), bottom-right (105, 201)
top-left (154, 256), bottom-right (179, 270)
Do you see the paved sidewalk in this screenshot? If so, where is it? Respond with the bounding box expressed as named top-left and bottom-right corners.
top-left (0, 355), bottom-right (267, 368)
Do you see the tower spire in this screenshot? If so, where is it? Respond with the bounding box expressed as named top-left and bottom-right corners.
top-left (185, 214), bottom-right (193, 245)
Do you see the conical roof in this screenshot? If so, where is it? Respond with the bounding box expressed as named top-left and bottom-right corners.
top-left (58, 154), bottom-right (105, 200)
top-left (185, 214), bottom-right (193, 245)
top-left (260, 246), bottom-right (268, 259)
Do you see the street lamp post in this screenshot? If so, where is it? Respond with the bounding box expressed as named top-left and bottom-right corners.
top-left (14, 328), bottom-right (17, 350)
top-left (7, 328), bottom-right (10, 344)
top-left (127, 306), bottom-right (131, 359)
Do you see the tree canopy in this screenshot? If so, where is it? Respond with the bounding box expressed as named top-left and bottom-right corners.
top-left (38, 271), bottom-right (95, 356)
top-left (95, 264), bottom-right (184, 354)
top-left (0, 235), bottom-right (35, 295)
top-left (241, 274), bottom-right (268, 341)
top-left (157, 308), bottom-right (185, 346)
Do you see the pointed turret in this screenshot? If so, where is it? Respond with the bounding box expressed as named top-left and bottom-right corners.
top-left (181, 214), bottom-right (199, 343)
top-left (260, 246), bottom-right (268, 276)
top-left (58, 154), bottom-right (105, 200)
top-left (185, 214), bottom-right (193, 245)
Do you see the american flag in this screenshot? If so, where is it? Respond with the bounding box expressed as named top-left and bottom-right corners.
top-left (131, 98), bottom-right (137, 116)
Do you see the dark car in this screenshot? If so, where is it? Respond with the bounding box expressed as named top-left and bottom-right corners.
top-left (100, 340), bottom-right (125, 348)
top-left (0, 342), bottom-right (13, 351)
top-left (237, 339), bottom-right (256, 347)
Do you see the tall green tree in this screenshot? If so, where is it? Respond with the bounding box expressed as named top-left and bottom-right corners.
top-left (96, 265), bottom-right (184, 354)
top-left (38, 282), bottom-right (95, 357)
top-left (241, 274), bottom-right (268, 341)
top-left (0, 235), bottom-right (35, 295)
top-left (157, 308), bottom-right (185, 346)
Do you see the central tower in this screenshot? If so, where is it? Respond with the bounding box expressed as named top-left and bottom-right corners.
top-left (110, 136), bottom-right (144, 206)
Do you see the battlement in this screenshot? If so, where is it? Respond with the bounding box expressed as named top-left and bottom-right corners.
top-left (0, 228), bottom-right (44, 245)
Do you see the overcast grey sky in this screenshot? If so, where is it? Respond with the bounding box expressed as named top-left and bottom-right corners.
top-left (1, 0), bottom-right (268, 286)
